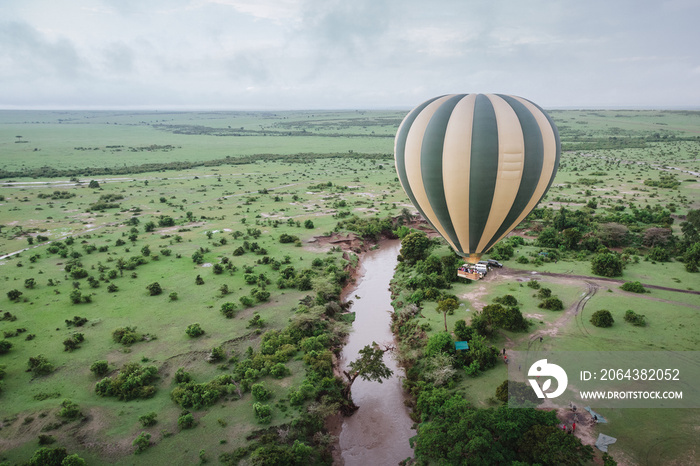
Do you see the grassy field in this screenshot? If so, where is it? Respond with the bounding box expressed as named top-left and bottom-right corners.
top-left (1, 109), bottom-right (699, 464)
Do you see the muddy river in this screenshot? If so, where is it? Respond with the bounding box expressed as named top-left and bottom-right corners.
top-left (338, 240), bottom-right (415, 465)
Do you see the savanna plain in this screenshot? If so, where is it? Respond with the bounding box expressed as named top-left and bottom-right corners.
top-left (0, 109), bottom-right (698, 465)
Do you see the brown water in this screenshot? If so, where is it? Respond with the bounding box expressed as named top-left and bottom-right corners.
top-left (339, 240), bottom-right (415, 465)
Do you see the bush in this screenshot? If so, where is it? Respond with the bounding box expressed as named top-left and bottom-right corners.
top-left (57, 399), bottom-right (82, 420)
top-left (7, 289), bottom-right (23, 301)
top-left (146, 282), bottom-right (162, 296)
top-left (0, 340), bottom-right (12, 354)
top-left (112, 326), bottom-right (140, 345)
top-left (178, 413), bottom-right (196, 430)
top-left (647, 246), bottom-right (670, 262)
top-left (27, 447), bottom-right (68, 465)
top-left (95, 362), bottom-right (158, 400)
top-left (526, 279), bottom-right (540, 289)
top-left (220, 302), bottom-right (237, 318)
top-left (591, 252), bottom-right (623, 277)
top-left (538, 297), bottom-right (564, 311)
top-left (28, 355), bottom-right (54, 376)
top-left (251, 383), bottom-right (271, 401)
top-left (270, 363), bottom-right (290, 378)
top-left (253, 403), bottom-right (272, 424)
top-left (590, 310), bottom-right (614, 328)
top-left (624, 310), bottom-right (647, 327)
top-left (620, 281), bottom-right (647, 293)
top-left (493, 294), bottom-right (518, 306)
top-left (90, 360), bottom-right (109, 377)
top-left (132, 432), bottom-right (151, 454)
top-left (425, 332), bottom-right (455, 356)
top-left (186, 323), bottom-right (205, 337)
top-left (536, 287), bottom-right (552, 299)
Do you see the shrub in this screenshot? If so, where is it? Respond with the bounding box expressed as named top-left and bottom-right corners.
top-left (493, 294), bottom-right (518, 306)
top-left (174, 367), bottom-right (192, 384)
top-left (137, 411), bottom-right (157, 427)
top-left (526, 279), bottom-right (540, 289)
top-left (63, 333), bottom-right (85, 352)
top-left (0, 340), bottom-right (12, 354)
top-left (186, 323), bottom-right (204, 337)
top-left (57, 399), bottom-right (82, 420)
top-left (27, 355), bottom-right (54, 376)
top-left (538, 297), bottom-right (564, 311)
top-left (270, 363), bottom-right (290, 378)
top-left (169, 292), bottom-right (178, 301)
top-left (112, 326), bottom-right (140, 345)
top-left (146, 282), bottom-right (162, 296)
top-left (647, 246), bottom-right (670, 262)
top-left (251, 383), bottom-right (271, 401)
top-left (27, 447), bottom-right (68, 465)
top-left (208, 346), bottom-right (225, 363)
top-left (253, 403), bottom-right (272, 424)
top-left (90, 360), bottom-right (109, 377)
top-left (590, 310), bottom-right (614, 328)
top-left (620, 281), bottom-right (647, 293)
top-left (624, 310), bottom-right (647, 326)
top-left (7, 289), bottom-right (23, 301)
top-left (425, 332), bottom-right (455, 356)
top-left (132, 432), bottom-right (151, 454)
top-left (304, 219), bottom-right (314, 229)
top-left (591, 253), bottom-right (623, 277)
top-left (220, 302), bottom-right (237, 318)
top-left (178, 413), bottom-right (196, 429)
top-left (95, 362), bottom-right (158, 400)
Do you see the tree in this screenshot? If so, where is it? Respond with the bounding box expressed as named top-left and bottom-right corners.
top-left (591, 252), bottom-right (623, 277)
top-left (27, 447), bottom-right (68, 465)
top-left (518, 424), bottom-right (594, 465)
top-left (0, 340), bottom-right (12, 354)
top-left (132, 432), bottom-right (151, 454)
top-left (90, 360), bottom-right (109, 377)
top-left (436, 297), bottom-right (459, 332)
top-left (146, 282), bottom-right (162, 296)
top-left (597, 223), bottom-right (629, 247)
top-left (342, 343), bottom-right (393, 413)
top-left (186, 323), bottom-right (204, 337)
top-left (304, 219), bottom-right (314, 229)
top-left (88, 180), bottom-right (100, 189)
top-left (7, 289), bottom-right (22, 301)
top-left (400, 231), bottom-right (430, 264)
top-left (590, 309), bottom-right (614, 328)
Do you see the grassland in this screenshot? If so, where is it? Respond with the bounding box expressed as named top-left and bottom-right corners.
top-left (0, 108), bottom-right (699, 465)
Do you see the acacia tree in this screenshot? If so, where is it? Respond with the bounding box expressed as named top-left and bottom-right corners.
top-left (436, 297), bottom-right (459, 332)
top-left (342, 343), bottom-right (393, 414)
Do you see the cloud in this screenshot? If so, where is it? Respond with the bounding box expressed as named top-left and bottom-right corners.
top-left (0, 21), bottom-right (84, 80)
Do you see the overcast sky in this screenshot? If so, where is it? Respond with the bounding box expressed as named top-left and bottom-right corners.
top-left (1, 0), bottom-right (698, 110)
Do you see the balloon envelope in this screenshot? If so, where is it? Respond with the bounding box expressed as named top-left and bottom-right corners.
top-left (394, 94), bottom-right (560, 263)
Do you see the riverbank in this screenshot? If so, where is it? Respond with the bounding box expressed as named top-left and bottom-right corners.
top-left (320, 238), bottom-right (415, 465)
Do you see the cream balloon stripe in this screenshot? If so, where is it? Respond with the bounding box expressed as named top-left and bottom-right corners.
top-left (442, 94), bottom-right (477, 254)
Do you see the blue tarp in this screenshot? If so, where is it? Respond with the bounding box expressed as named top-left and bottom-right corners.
top-left (584, 406), bottom-right (608, 423)
top-left (455, 341), bottom-right (469, 350)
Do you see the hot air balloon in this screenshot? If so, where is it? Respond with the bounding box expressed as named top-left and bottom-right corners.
top-left (394, 94), bottom-right (560, 267)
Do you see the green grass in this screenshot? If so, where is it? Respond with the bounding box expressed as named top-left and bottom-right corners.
top-left (1, 108), bottom-right (699, 464)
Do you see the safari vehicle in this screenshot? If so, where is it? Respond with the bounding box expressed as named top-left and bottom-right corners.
top-left (457, 264), bottom-right (485, 280)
